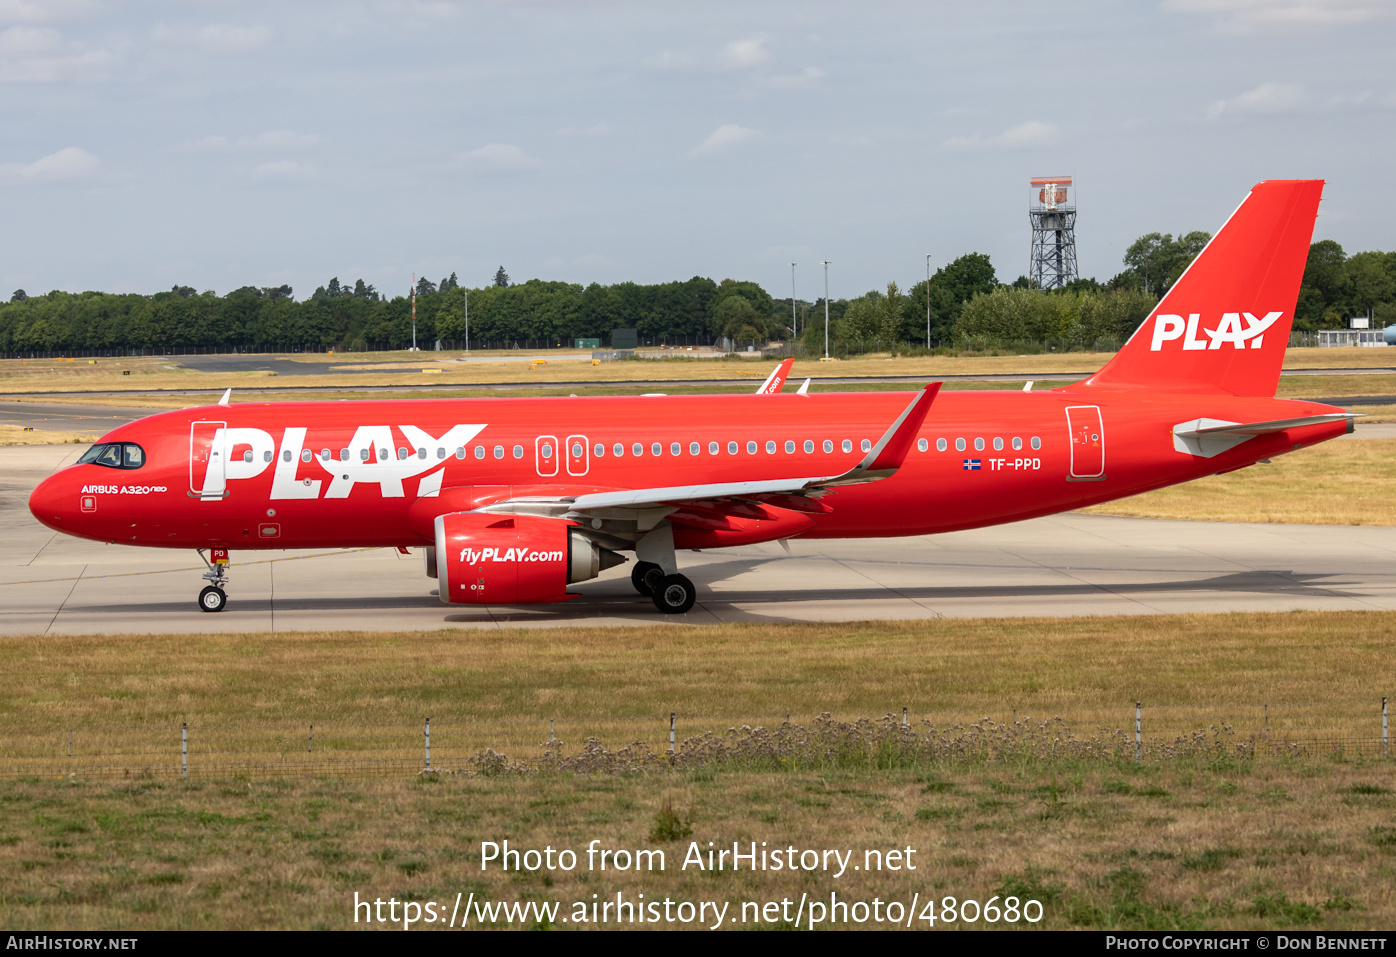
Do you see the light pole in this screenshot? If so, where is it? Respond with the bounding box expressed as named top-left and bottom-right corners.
top-left (410, 274), bottom-right (417, 352)
top-left (464, 282), bottom-right (469, 355)
top-left (925, 254), bottom-right (932, 348)
top-left (789, 262), bottom-right (797, 340)
top-left (820, 260), bottom-right (831, 360)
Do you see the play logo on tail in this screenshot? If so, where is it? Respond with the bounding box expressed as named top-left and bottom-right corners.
top-left (1073, 179), bottom-right (1324, 397)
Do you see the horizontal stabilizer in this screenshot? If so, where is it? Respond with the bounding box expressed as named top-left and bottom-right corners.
top-left (1173, 413), bottom-right (1354, 458)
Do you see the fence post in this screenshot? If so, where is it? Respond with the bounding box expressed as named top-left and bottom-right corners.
top-left (181, 722), bottom-right (188, 779)
top-left (902, 707), bottom-right (908, 728)
top-left (550, 717), bottom-right (555, 740)
top-left (1384, 697), bottom-right (1389, 757)
top-left (1135, 702), bottom-right (1141, 763)
top-left (668, 712), bottom-right (676, 755)
top-left (425, 717), bottom-right (431, 771)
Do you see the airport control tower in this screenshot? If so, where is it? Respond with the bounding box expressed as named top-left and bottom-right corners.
top-left (1028, 176), bottom-right (1078, 289)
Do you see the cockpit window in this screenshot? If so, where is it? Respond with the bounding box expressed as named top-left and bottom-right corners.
top-left (78, 442), bottom-right (146, 470)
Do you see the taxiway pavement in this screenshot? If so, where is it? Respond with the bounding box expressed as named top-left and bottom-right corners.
top-left (4, 445), bottom-right (1395, 635)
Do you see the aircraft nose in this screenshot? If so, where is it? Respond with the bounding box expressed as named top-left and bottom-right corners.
top-left (28, 473), bottom-right (74, 532)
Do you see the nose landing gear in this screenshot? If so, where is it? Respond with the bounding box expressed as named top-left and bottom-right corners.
top-left (196, 548), bottom-right (230, 613)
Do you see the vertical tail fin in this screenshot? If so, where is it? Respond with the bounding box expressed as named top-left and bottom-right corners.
top-left (1072, 179), bottom-right (1323, 396)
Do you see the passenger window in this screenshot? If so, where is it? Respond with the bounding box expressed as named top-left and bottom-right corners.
top-left (614, 444), bottom-right (624, 456)
top-left (571, 442), bottom-right (584, 458)
top-left (397, 447), bottom-right (408, 460)
top-left (634, 443), bottom-right (643, 456)
top-left (1012, 437), bottom-right (1022, 451)
top-left (494, 446), bottom-right (504, 459)
top-left (248, 450), bottom-right (258, 464)
top-left (455, 447), bottom-right (466, 459)
top-left (803, 440), bottom-right (814, 453)
top-left (861, 439), bottom-right (871, 453)
top-left (340, 449), bottom-right (350, 461)
top-left (437, 447), bottom-right (446, 459)
top-left (594, 443), bottom-right (605, 457)
top-left (993, 437), bottom-right (1003, 451)
top-left (917, 438), bottom-right (928, 452)
top-left (652, 443), bottom-right (661, 456)
top-left (282, 450), bottom-right (292, 463)
top-left (321, 449), bottom-right (330, 461)
top-left (301, 449), bottom-right (312, 463)
top-left (690, 442), bottom-right (700, 455)
top-left (123, 444), bottom-right (144, 468)
top-left (378, 448), bottom-right (388, 461)
top-left (474, 446), bottom-right (485, 460)
top-left (766, 440), bottom-right (776, 454)
top-left (670, 442), bottom-right (681, 455)
top-left (974, 438), bottom-right (985, 451)
top-left (936, 438), bottom-right (947, 452)
top-left (263, 450), bottom-right (273, 463)
top-left (709, 441), bottom-right (718, 455)
top-left (823, 439), bottom-right (833, 453)
top-left (955, 438), bottom-right (966, 452)
top-left (513, 445), bottom-right (523, 459)
top-left (784, 440), bottom-right (795, 453)
top-left (842, 439), bottom-right (852, 453)
top-left (417, 448), bottom-right (427, 459)
top-left (747, 441), bottom-right (757, 454)
top-left (728, 441), bottom-right (737, 454)
top-left (1031, 436), bottom-right (1041, 450)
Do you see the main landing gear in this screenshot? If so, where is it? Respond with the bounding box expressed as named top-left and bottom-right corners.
top-left (631, 559), bottom-right (696, 615)
top-left (196, 548), bottom-right (230, 613)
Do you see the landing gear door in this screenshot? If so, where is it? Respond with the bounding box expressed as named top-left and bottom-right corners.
top-left (1065, 405), bottom-right (1105, 480)
top-left (190, 420), bottom-right (228, 499)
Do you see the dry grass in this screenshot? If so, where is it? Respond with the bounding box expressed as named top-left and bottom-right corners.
top-left (0, 424), bottom-right (94, 446)
top-left (1082, 438), bottom-right (1396, 525)
top-left (0, 749), bottom-right (1391, 929)
top-left (1, 612), bottom-right (1393, 930)
top-left (2, 613), bottom-right (1393, 727)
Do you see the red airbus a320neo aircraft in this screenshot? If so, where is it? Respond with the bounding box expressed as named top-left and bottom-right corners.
top-left (29, 179), bottom-right (1352, 615)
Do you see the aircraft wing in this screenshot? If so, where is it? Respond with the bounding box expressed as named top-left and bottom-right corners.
top-left (1173, 413), bottom-right (1355, 458)
top-left (755, 358), bottom-right (795, 394)
top-left (482, 383), bottom-right (941, 515)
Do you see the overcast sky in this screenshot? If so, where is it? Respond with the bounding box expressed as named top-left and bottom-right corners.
top-left (0, 0), bottom-right (1392, 301)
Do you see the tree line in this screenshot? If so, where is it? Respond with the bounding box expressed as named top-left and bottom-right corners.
top-left (2, 235), bottom-right (1392, 355)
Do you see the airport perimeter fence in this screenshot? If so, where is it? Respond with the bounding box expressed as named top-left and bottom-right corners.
top-left (0, 700), bottom-right (1388, 781)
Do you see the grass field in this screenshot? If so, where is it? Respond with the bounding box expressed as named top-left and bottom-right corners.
top-left (3, 346), bottom-right (1392, 397)
top-left (0, 613), bottom-right (1393, 931)
top-left (0, 424), bottom-right (94, 446)
top-left (3, 613), bottom-right (1394, 726)
top-left (1083, 437), bottom-right (1396, 525)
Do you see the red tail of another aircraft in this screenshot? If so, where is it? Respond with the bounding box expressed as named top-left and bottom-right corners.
top-left (1074, 179), bottom-right (1324, 397)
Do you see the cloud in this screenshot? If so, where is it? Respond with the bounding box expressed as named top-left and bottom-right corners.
top-left (181, 130), bottom-right (325, 152)
top-left (253, 160), bottom-right (316, 182)
top-left (1164, 0), bottom-right (1390, 29)
top-left (555, 123), bottom-right (614, 138)
top-left (769, 67), bottom-right (823, 89)
top-left (720, 36), bottom-right (770, 70)
top-left (0, 25), bottom-right (108, 82)
top-left (0, 0), bottom-right (92, 24)
top-left (1206, 81), bottom-right (1310, 119)
top-left (0, 146), bottom-right (99, 183)
top-left (151, 22), bottom-right (270, 53)
top-left (461, 143), bottom-right (542, 171)
top-left (691, 124), bottom-right (760, 157)
top-left (641, 49), bottom-right (692, 70)
top-left (944, 120), bottom-right (1055, 150)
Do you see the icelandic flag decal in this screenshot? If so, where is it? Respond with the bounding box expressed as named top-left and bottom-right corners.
top-left (963, 459), bottom-right (981, 470)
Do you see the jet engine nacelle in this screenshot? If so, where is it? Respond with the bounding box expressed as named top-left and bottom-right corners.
top-left (434, 512), bottom-right (625, 605)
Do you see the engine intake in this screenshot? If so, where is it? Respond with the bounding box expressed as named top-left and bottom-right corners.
top-left (434, 512), bottom-right (624, 605)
